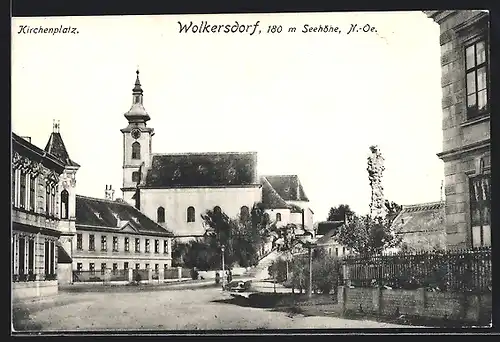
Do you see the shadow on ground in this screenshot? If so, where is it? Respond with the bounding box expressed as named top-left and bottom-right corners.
top-left (60, 281), bottom-right (219, 293)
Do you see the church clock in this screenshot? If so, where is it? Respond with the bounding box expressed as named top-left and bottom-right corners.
top-left (131, 129), bottom-right (141, 140)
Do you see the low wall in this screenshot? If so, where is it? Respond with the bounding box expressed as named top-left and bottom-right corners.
top-left (13, 281), bottom-right (58, 300)
top-left (337, 286), bottom-right (492, 323)
top-left (58, 264), bottom-right (73, 285)
top-left (198, 267), bottom-right (248, 280)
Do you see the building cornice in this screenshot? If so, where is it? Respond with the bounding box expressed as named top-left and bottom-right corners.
top-left (76, 224), bottom-right (173, 238)
top-left (436, 138), bottom-right (490, 162)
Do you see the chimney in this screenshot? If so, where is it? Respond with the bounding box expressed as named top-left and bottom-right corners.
top-left (105, 184), bottom-right (115, 201)
top-left (21, 136), bottom-right (31, 143)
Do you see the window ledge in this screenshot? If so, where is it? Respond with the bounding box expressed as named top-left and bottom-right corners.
top-left (461, 114), bottom-right (490, 128)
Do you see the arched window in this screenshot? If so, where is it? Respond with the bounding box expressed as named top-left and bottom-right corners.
top-left (131, 142), bottom-right (141, 160)
top-left (29, 176), bottom-right (36, 211)
top-left (46, 184), bottom-right (50, 214)
top-left (187, 206), bottom-right (196, 222)
top-left (157, 206), bottom-right (165, 223)
top-left (240, 206), bottom-right (249, 220)
top-left (276, 213), bottom-right (282, 222)
top-left (19, 172), bottom-right (26, 208)
top-left (132, 171), bottom-right (140, 183)
top-left (60, 190), bottom-right (69, 219)
top-left (51, 187), bottom-right (56, 216)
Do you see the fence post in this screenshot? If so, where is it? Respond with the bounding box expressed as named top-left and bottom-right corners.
top-left (147, 267), bottom-right (153, 283)
top-left (338, 285), bottom-right (347, 316)
top-left (415, 288), bottom-right (426, 316)
top-left (372, 287), bottom-right (382, 315)
top-left (159, 268), bottom-right (165, 283)
top-left (177, 267), bottom-right (182, 280)
top-left (128, 268), bottom-right (133, 283)
top-left (342, 264), bottom-right (351, 287)
top-left (104, 268), bottom-right (111, 285)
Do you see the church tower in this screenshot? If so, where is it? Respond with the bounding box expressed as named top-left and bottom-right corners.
top-left (120, 70), bottom-right (154, 205)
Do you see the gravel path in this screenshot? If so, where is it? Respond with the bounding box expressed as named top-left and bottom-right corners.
top-left (13, 287), bottom-right (419, 331)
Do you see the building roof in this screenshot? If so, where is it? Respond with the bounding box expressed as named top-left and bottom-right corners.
top-left (44, 132), bottom-right (80, 167)
top-left (260, 176), bottom-right (290, 209)
top-left (143, 152), bottom-right (258, 188)
top-left (57, 241), bottom-right (73, 263)
top-left (12, 133), bottom-right (66, 172)
top-left (75, 195), bottom-right (174, 237)
top-left (315, 220), bottom-right (344, 237)
top-left (261, 175), bottom-right (309, 202)
top-left (391, 201), bottom-right (445, 234)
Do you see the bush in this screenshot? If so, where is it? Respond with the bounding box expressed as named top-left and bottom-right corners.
top-left (190, 268), bottom-right (199, 280)
top-left (134, 272), bottom-right (142, 283)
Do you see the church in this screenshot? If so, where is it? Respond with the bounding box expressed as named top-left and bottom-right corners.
top-left (120, 70), bottom-right (315, 242)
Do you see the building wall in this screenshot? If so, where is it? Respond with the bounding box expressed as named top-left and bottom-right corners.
top-left (318, 240), bottom-right (351, 257)
top-left (431, 10), bottom-right (491, 249)
top-left (139, 186), bottom-right (262, 237)
top-left (265, 208), bottom-right (291, 228)
top-left (287, 200), bottom-right (314, 231)
top-left (72, 230), bottom-right (172, 271)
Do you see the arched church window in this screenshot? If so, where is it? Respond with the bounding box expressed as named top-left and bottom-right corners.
top-left (187, 206), bottom-right (196, 223)
top-left (61, 190), bottom-right (69, 219)
top-left (240, 206), bottom-right (249, 220)
top-left (132, 171), bottom-right (140, 183)
top-left (276, 213), bottom-right (282, 222)
top-left (132, 142), bottom-right (141, 160)
top-left (157, 207), bottom-right (165, 223)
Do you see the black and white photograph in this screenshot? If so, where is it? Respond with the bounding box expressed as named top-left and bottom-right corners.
top-left (11, 9), bottom-right (492, 333)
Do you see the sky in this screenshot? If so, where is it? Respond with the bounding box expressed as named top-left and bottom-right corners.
top-left (12, 11), bottom-right (443, 221)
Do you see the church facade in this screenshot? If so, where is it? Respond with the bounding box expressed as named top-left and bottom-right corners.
top-left (119, 71), bottom-right (315, 242)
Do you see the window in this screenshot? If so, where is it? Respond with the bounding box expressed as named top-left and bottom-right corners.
top-left (465, 38), bottom-right (489, 119)
top-left (145, 239), bottom-right (150, 253)
top-left (112, 263), bottom-right (118, 273)
top-left (335, 248), bottom-right (339, 256)
top-left (164, 240), bottom-right (169, 254)
top-left (187, 206), bottom-right (196, 222)
top-left (131, 142), bottom-right (141, 159)
top-left (60, 190), bottom-right (69, 219)
top-left (157, 207), bottom-right (165, 223)
top-left (113, 236), bottom-right (119, 251)
top-left (155, 239), bottom-right (159, 253)
top-left (276, 213), bottom-right (282, 222)
top-left (77, 263), bottom-right (83, 273)
top-left (124, 262), bottom-right (129, 270)
top-left (89, 235), bottom-right (95, 251)
top-left (145, 263), bottom-right (150, 269)
top-left (101, 263), bottom-right (106, 275)
top-left (89, 263), bottom-right (95, 274)
top-left (135, 263), bottom-right (140, 270)
top-left (132, 171), bottom-right (140, 183)
top-left (124, 237), bottom-right (130, 252)
top-left (28, 238), bottom-right (34, 275)
top-left (101, 236), bottom-right (107, 251)
top-left (155, 264), bottom-right (159, 272)
top-left (240, 206), bottom-right (249, 220)
top-left (164, 264), bottom-right (169, 271)
top-left (19, 237), bottom-right (26, 276)
top-left (77, 234), bottom-right (82, 250)
top-left (470, 174), bottom-right (491, 247)
top-left (135, 238), bottom-right (140, 252)
top-left (12, 169), bottom-right (16, 206)
top-left (342, 247), bottom-right (346, 255)
top-left (328, 248), bottom-right (332, 256)
top-left (19, 172), bottom-right (26, 208)
top-left (51, 187), bottom-right (56, 216)
top-left (43, 239), bottom-right (49, 276)
top-left (29, 176), bottom-right (36, 211)
top-left (50, 240), bottom-right (55, 275)
top-left (45, 185), bottom-right (50, 214)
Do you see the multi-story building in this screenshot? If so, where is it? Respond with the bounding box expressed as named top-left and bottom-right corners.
top-left (425, 10), bottom-right (491, 249)
top-left (12, 124), bottom-right (79, 299)
top-left (73, 187), bottom-right (174, 275)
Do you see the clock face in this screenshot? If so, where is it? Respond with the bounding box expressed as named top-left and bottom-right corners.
top-left (131, 129), bottom-right (141, 140)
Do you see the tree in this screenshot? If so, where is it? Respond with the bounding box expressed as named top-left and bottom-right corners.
top-left (327, 204), bottom-right (355, 222)
top-left (334, 214), bottom-right (402, 256)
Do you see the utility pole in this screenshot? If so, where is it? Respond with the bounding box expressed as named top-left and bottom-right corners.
top-left (221, 245), bottom-right (225, 290)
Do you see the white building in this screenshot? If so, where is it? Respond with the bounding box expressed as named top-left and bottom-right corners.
top-left (119, 70), bottom-right (314, 242)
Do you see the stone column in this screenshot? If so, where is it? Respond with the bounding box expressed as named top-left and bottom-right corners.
top-left (177, 266), bottom-right (182, 280)
top-left (159, 268), bottom-right (165, 282)
top-left (372, 287), bottom-right (382, 315)
top-left (128, 268), bottom-right (134, 283)
top-left (147, 267), bottom-right (153, 283)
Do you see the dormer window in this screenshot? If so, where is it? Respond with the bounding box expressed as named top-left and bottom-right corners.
top-left (94, 212), bottom-right (101, 219)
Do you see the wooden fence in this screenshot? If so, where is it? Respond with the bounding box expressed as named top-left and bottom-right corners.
top-left (342, 247), bottom-right (492, 293)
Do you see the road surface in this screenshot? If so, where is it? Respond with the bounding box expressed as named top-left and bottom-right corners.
top-left (13, 285), bottom-right (419, 331)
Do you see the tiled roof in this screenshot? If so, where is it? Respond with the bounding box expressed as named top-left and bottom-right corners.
top-left (315, 220), bottom-right (344, 237)
top-left (261, 175), bottom-right (309, 202)
top-left (143, 152), bottom-right (258, 188)
top-left (391, 201), bottom-right (445, 234)
top-left (260, 176), bottom-right (289, 209)
top-left (76, 195), bottom-right (173, 236)
top-left (44, 132), bottom-right (80, 167)
top-left (57, 241), bottom-right (73, 263)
